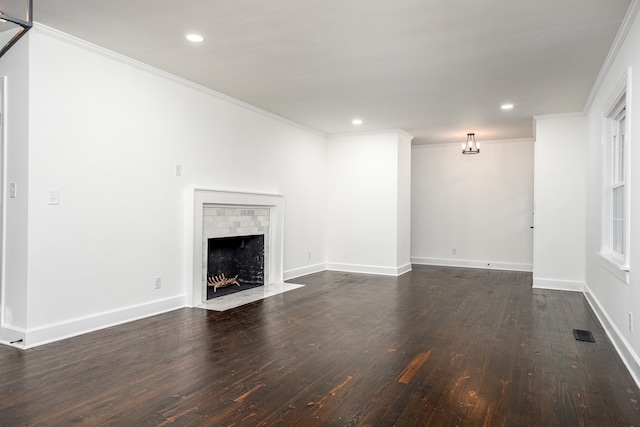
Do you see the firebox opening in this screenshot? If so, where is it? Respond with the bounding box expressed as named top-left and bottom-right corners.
top-left (207, 234), bottom-right (265, 299)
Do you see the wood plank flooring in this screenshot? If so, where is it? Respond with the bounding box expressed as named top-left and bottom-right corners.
top-left (1, 266), bottom-right (639, 426)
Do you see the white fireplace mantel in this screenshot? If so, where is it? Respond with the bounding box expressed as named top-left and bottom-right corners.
top-left (191, 188), bottom-right (286, 307)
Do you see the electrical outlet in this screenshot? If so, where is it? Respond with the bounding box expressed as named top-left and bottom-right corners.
top-left (308, 252), bottom-right (311, 260)
top-left (154, 276), bottom-right (161, 289)
top-left (629, 312), bottom-right (634, 332)
top-left (452, 248), bottom-right (456, 255)
top-left (48, 188), bottom-right (60, 205)
top-left (175, 164), bottom-right (182, 176)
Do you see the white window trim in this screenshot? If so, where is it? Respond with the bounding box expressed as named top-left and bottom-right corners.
top-left (600, 68), bottom-right (631, 285)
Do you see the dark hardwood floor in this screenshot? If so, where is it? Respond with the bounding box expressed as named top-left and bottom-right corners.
top-left (1, 266), bottom-right (639, 426)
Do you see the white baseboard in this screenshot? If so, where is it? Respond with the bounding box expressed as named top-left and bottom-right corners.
top-left (283, 263), bottom-right (326, 280)
top-left (0, 324), bottom-right (27, 348)
top-left (325, 262), bottom-right (412, 276)
top-left (396, 263), bottom-right (413, 275)
top-left (532, 277), bottom-right (584, 292)
top-left (583, 282), bottom-right (640, 388)
top-left (14, 294), bottom-right (187, 349)
top-left (411, 257), bottom-right (532, 272)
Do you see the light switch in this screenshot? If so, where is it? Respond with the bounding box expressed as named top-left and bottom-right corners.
top-left (48, 188), bottom-right (60, 205)
top-left (9, 182), bottom-right (16, 198)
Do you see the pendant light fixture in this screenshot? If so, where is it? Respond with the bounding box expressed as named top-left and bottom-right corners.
top-left (461, 133), bottom-right (480, 154)
top-left (0, 0), bottom-right (33, 58)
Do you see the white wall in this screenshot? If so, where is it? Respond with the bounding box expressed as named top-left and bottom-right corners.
top-left (583, 2), bottom-right (640, 385)
top-left (533, 115), bottom-right (587, 291)
top-left (0, 35), bottom-right (30, 344)
top-left (411, 139), bottom-right (534, 271)
top-left (1, 25), bottom-right (328, 347)
top-left (396, 132), bottom-right (412, 267)
top-left (326, 130), bottom-right (412, 275)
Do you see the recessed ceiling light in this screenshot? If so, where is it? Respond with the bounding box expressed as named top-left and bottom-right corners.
top-left (352, 118), bottom-right (363, 125)
top-left (186, 34), bottom-right (204, 43)
top-left (501, 103), bottom-right (514, 110)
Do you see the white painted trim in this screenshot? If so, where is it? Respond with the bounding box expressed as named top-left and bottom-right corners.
top-left (602, 69), bottom-right (631, 114)
top-left (396, 263), bottom-right (413, 276)
top-left (0, 76), bottom-right (6, 331)
top-left (599, 68), bottom-right (632, 281)
top-left (411, 137), bottom-right (534, 149)
top-left (283, 262), bottom-right (413, 280)
top-left (325, 262), bottom-right (411, 277)
top-left (583, 282), bottom-right (640, 388)
top-left (31, 23), bottom-right (325, 138)
top-left (284, 263), bottom-right (326, 281)
top-left (411, 137), bottom-right (535, 150)
top-left (599, 252), bottom-right (631, 285)
top-left (532, 277), bottom-right (584, 292)
top-left (327, 128), bottom-right (414, 141)
top-left (0, 324), bottom-right (26, 348)
top-left (533, 112), bottom-right (584, 121)
top-left (15, 295), bottom-right (186, 349)
top-left (411, 257), bottom-right (533, 272)
top-left (584, 0), bottom-right (640, 112)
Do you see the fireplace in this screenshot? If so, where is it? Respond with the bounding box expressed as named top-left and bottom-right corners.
top-left (192, 189), bottom-right (302, 310)
top-left (206, 234), bottom-right (265, 299)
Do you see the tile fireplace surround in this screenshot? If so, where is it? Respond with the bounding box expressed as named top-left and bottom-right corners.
top-left (192, 189), bottom-right (303, 310)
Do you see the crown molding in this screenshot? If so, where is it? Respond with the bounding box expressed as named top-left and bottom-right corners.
top-left (583, 0), bottom-right (640, 112)
top-left (412, 137), bottom-right (534, 149)
top-left (327, 128), bottom-right (414, 140)
top-left (31, 23), bottom-right (327, 138)
top-left (533, 112), bottom-right (585, 121)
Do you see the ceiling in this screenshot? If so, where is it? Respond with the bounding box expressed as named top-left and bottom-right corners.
top-left (33, 0), bottom-right (632, 144)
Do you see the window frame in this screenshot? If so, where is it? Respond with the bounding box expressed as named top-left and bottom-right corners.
top-left (599, 70), bottom-right (631, 284)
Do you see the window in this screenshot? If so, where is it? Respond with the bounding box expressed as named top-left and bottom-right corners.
top-left (600, 71), bottom-right (630, 283)
top-left (611, 107), bottom-right (625, 254)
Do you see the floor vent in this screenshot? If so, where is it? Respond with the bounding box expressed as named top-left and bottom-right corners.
top-left (573, 329), bottom-right (595, 342)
